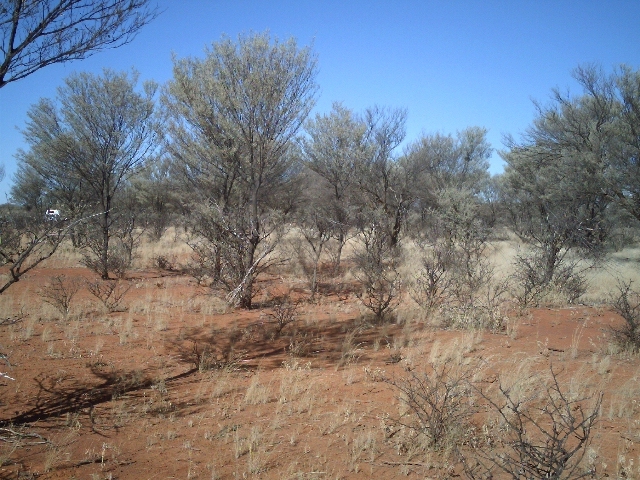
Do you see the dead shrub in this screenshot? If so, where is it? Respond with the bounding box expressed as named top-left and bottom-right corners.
top-left (464, 366), bottom-right (602, 479)
top-left (40, 275), bottom-right (81, 319)
top-left (287, 332), bottom-right (316, 358)
top-left (339, 327), bottom-right (365, 366)
top-left (409, 240), bottom-right (455, 315)
top-left (267, 295), bottom-right (299, 337)
top-left (154, 254), bottom-right (176, 271)
top-left (189, 340), bottom-right (246, 372)
top-left (385, 362), bottom-right (478, 452)
top-left (86, 279), bottom-right (131, 313)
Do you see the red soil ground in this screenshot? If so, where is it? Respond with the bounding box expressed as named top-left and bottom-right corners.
top-left (0, 265), bottom-right (638, 479)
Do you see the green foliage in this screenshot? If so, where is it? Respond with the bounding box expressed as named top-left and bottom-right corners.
top-left (130, 156), bottom-right (178, 240)
top-left (300, 103), bottom-right (370, 271)
top-left (13, 69), bottom-right (158, 279)
top-left (163, 32), bottom-right (318, 308)
top-left (499, 65), bottom-right (640, 304)
top-left (402, 127), bottom-right (492, 200)
top-left (498, 66), bottom-right (629, 303)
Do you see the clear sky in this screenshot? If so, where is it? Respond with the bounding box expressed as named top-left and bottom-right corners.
top-left (1, 0), bottom-right (640, 202)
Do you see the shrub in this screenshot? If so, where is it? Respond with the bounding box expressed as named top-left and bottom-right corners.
top-left (268, 295), bottom-right (299, 337)
top-left (188, 340), bottom-right (246, 372)
top-left (353, 222), bottom-right (401, 323)
top-left (40, 275), bottom-right (81, 319)
top-left (409, 239), bottom-right (455, 315)
top-left (409, 189), bottom-right (507, 328)
top-left (154, 255), bottom-right (176, 271)
top-left (511, 249), bottom-right (588, 307)
top-left (464, 366), bottom-right (602, 479)
top-left (609, 280), bottom-right (640, 354)
top-left (385, 362), bottom-right (477, 451)
top-left (86, 279), bottom-right (131, 313)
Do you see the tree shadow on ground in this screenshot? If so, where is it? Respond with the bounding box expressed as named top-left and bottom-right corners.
top-left (0, 364), bottom-right (196, 427)
top-left (165, 312), bottom-right (406, 372)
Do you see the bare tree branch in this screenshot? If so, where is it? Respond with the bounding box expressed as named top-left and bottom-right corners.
top-left (0, 0), bottom-right (159, 88)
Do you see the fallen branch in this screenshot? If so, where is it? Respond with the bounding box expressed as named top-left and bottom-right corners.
top-left (0, 428), bottom-right (49, 444)
top-left (0, 310), bottom-right (26, 326)
top-left (380, 461), bottom-right (431, 467)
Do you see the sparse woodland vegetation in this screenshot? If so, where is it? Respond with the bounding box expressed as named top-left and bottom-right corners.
top-left (2, 29), bottom-right (640, 479)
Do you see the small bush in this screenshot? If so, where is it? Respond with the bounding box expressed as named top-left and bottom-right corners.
top-left (40, 275), bottom-right (81, 319)
top-left (511, 250), bottom-right (587, 307)
top-left (353, 223), bottom-right (401, 323)
top-left (189, 340), bottom-right (246, 372)
top-left (409, 241), bottom-right (454, 315)
top-left (268, 295), bottom-right (299, 337)
top-left (86, 279), bottom-right (131, 313)
top-left (609, 280), bottom-right (640, 354)
top-left (385, 362), bottom-right (477, 451)
top-left (464, 366), bottom-right (602, 479)
top-left (154, 255), bottom-right (176, 271)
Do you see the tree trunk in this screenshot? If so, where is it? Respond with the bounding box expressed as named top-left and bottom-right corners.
top-left (310, 244), bottom-right (324, 300)
top-left (213, 246), bottom-right (222, 282)
top-left (332, 231), bottom-right (346, 276)
top-left (100, 198), bottom-right (111, 280)
top-left (239, 185), bottom-right (261, 309)
top-left (543, 242), bottom-right (560, 286)
top-left (389, 202), bottom-right (405, 248)
top-left (239, 239), bottom-right (257, 309)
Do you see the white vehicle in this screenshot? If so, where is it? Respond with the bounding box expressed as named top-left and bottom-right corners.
top-left (45, 209), bottom-right (60, 221)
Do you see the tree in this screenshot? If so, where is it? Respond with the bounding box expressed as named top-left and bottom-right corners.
top-left (402, 127), bottom-right (491, 203)
top-left (0, 0), bottom-right (158, 88)
top-left (503, 64), bottom-right (640, 241)
top-left (400, 128), bottom-right (501, 325)
top-left (496, 65), bottom-right (640, 304)
top-left (299, 102), bottom-right (370, 271)
top-left (353, 105), bottom-right (408, 247)
top-left (130, 155), bottom-right (177, 240)
top-left (586, 65), bottom-right (640, 223)
top-left (14, 69), bottom-right (158, 279)
top-left (12, 114), bottom-right (92, 247)
top-left (352, 209), bottom-right (402, 322)
top-left (300, 104), bottom-right (410, 315)
top-left (499, 85), bottom-right (612, 304)
top-left (162, 32), bottom-right (318, 308)
top-left (293, 178), bottom-right (334, 299)
top-left (301, 104), bottom-right (411, 252)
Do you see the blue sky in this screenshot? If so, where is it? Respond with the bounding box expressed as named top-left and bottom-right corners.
top-left (1, 0), bottom-right (640, 202)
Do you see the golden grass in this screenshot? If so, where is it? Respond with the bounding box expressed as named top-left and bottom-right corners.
top-left (133, 228), bottom-right (193, 270)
